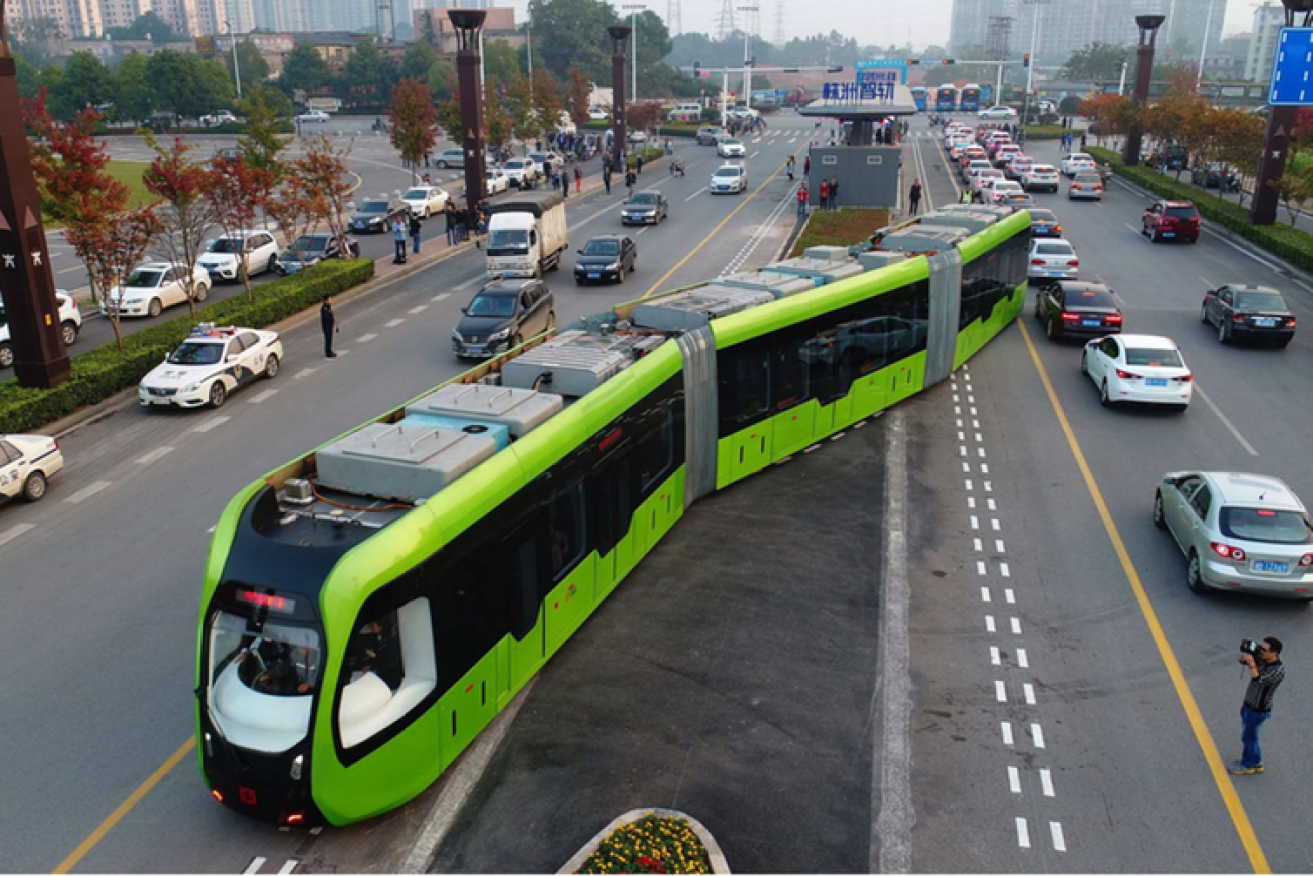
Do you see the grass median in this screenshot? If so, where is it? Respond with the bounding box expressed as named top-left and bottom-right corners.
top-left (790, 208), bottom-right (890, 257)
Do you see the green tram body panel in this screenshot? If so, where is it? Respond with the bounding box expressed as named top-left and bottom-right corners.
top-left (196, 209), bottom-right (1031, 826)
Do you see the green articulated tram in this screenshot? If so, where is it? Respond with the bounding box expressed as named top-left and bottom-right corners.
top-left (195, 205), bottom-right (1031, 826)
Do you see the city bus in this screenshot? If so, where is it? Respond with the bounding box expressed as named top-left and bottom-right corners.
top-left (935, 85), bottom-right (958, 112)
top-left (196, 206), bottom-right (1032, 827)
top-left (910, 86), bottom-right (927, 112)
top-left (959, 84), bottom-right (983, 112)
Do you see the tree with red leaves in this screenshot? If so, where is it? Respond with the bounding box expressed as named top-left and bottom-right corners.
top-left (290, 135), bottom-right (356, 261)
top-left (389, 78), bottom-right (438, 184)
top-left (73, 208), bottom-right (164, 349)
top-left (566, 67), bottom-right (591, 130)
top-left (142, 133), bottom-right (217, 319)
top-left (205, 156), bottom-right (276, 300)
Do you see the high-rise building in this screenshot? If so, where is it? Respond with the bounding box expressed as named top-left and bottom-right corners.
top-left (12, 0), bottom-right (104, 38)
top-left (1245, 2), bottom-right (1286, 83)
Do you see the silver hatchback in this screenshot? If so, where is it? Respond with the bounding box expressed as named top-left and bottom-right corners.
top-left (1153, 471), bottom-right (1313, 599)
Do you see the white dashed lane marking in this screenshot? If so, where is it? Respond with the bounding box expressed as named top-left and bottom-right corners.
top-left (1032, 723), bottom-right (1046, 748)
top-left (1040, 768), bottom-right (1055, 797)
top-left (292, 368), bottom-right (316, 380)
top-left (249, 389), bottom-right (278, 404)
top-left (356, 333), bottom-right (378, 343)
top-left (1016, 818), bottom-right (1031, 849)
top-left (135, 446), bottom-right (174, 465)
top-left (995, 681), bottom-right (1007, 702)
top-left (409, 304), bottom-right (429, 314)
top-left (385, 318), bottom-right (405, 328)
top-left (243, 858), bottom-right (266, 875)
top-left (190, 415), bottom-right (230, 433)
top-left (0, 523), bottom-right (35, 548)
top-left (1050, 821), bottom-right (1067, 851)
top-left (431, 292), bottom-right (451, 302)
top-left (63, 481), bottom-right (111, 504)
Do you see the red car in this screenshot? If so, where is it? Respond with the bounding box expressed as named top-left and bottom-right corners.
top-left (1142, 199), bottom-right (1201, 244)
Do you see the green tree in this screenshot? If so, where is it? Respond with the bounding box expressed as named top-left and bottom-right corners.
top-left (47, 51), bottom-right (116, 121)
top-left (526, 0), bottom-right (618, 81)
top-left (14, 52), bottom-right (41, 100)
top-left (114, 52), bottom-right (155, 124)
top-left (1061, 42), bottom-right (1132, 82)
top-left (505, 71), bottom-right (537, 143)
top-left (401, 40), bottom-right (437, 81)
top-left (278, 43), bottom-right (332, 95)
top-left (484, 38), bottom-right (521, 83)
top-left (484, 78), bottom-right (514, 149)
top-left (227, 41), bottom-right (271, 86)
top-left (632, 9), bottom-right (671, 88)
top-left (345, 36), bottom-right (398, 105)
top-left (427, 59), bottom-right (457, 102)
top-left (12, 16), bottom-right (64, 67)
top-left (145, 50), bottom-right (234, 118)
top-left (107, 10), bottom-right (175, 43)
top-left (235, 85), bottom-right (292, 191)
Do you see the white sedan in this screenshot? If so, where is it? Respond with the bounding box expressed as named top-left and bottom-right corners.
top-left (485, 167), bottom-right (510, 195)
top-left (978, 105), bottom-right (1018, 121)
top-left (1060, 152), bottom-right (1096, 176)
top-left (104, 262), bottom-right (212, 319)
top-left (1081, 333), bottom-right (1193, 411)
top-left (0, 434), bottom-right (64, 504)
top-left (297, 110), bottom-right (330, 123)
top-left (401, 185), bottom-right (450, 218)
top-left (139, 325), bottom-right (284, 409)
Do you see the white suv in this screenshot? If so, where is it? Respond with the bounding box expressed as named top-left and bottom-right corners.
top-left (198, 230), bottom-right (281, 282)
top-left (0, 291), bottom-right (82, 369)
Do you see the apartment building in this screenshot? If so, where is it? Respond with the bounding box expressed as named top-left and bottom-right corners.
top-left (1245, 3), bottom-right (1286, 83)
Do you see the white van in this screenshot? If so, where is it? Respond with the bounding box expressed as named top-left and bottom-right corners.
top-left (669, 102), bottom-right (702, 122)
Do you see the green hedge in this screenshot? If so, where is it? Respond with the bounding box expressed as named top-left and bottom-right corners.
top-left (0, 258), bottom-right (374, 433)
top-left (1021, 124), bottom-right (1083, 140)
top-left (1088, 146), bottom-right (1313, 273)
top-left (626, 147), bottom-right (666, 168)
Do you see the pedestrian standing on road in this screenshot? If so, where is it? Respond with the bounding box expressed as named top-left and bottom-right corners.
top-left (1229, 637), bottom-right (1285, 775)
top-left (796, 184), bottom-right (808, 218)
top-left (321, 296), bottom-right (338, 358)
top-left (392, 217), bottom-right (407, 264)
top-left (625, 168), bottom-right (636, 194)
top-left (818, 179), bottom-right (830, 211)
top-left (829, 176), bottom-right (839, 210)
top-left (409, 212), bottom-right (422, 255)
top-left (804, 155), bottom-right (811, 178)
top-left (603, 165), bottom-right (612, 194)
top-left (1080, 133), bottom-right (1087, 150)
top-left (444, 202), bottom-right (457, 246)
top-left (561, 173), bottom-right (569, 200)
top-left (786, 155), bottom-right (795, 180)
top-left (636, 154), bottom-right (644, 175)
top-left (961, 187), bottom-right (974, 204)
top-left (575, 165), bottom-right (582, 193)
top-left (456, 206), bottom-right (468, 242)
top-left (909, 180), bottom-right (922, 215)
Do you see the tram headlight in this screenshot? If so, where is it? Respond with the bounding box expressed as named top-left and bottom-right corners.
top-left (290, 754), bottom-right (304, 781)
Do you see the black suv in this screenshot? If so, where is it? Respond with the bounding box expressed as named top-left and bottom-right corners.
top-left (452, 278), bottom-right (555, 359)
top-left (1201, 284), bottom-right (1296, 348)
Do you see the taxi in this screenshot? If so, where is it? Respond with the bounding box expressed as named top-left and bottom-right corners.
top-left (0, 434), bottom-right (64, 504)
top-left (139, 324), bottom-right (283, 409)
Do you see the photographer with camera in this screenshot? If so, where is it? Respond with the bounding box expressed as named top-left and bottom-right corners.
top-left (1229, 637), bottom-right (1285, 776)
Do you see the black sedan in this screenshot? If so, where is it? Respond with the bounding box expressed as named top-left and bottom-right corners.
top-left (274, 233), bottom-right (360, 275)
top-left (1029, 209), bottom-right (1062, 238)
top-left (1202, 283), bottom-right (1296, 347)
top-left (621, 191), bottom-right (669, 225)
top-left (1034, 280), bottom-right (1123, 341)
top-left (349, 197), bottom-right (410, 233)
top-left (574, 235), bottom-right (637, 284)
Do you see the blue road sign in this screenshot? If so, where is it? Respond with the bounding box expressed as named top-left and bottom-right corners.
top-left (856, 58), bottom-right (909, 84)
top-left (1269, 27), bottom-right (1313, 107)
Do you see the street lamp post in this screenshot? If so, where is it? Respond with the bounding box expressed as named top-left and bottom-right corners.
top-left (1251, 0), bottom-right (1313, 225)
top-left (1122, 14), bottom-right (1165, 167)
top-left (1022, 0), bottom-right (1049, 127)
top-left (737, 5), bottom-right (757, 108)
top-left (1117, 59), bottom-right (1128, 96)
top-left (607, 25), bottom-right (632, 174)
top-left (449, 10), bottom-right (488, 212)
top-left (621, 4), bottom-right (645, 103)
top-left (1196, 0), bottom-right (1216, 92)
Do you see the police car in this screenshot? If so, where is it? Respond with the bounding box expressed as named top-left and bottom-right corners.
top-left (0, 434), bottom-right (64, 504)
top-left (138, 324), bottom-right (284, 409)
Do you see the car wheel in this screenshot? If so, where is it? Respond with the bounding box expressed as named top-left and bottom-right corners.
top-left (1218, 319), bottom-right (1231, 344)
top-left (1153, 491), bottom-right (1168, 529)
top-left (61, 321), bottom-right (79, 346)
top-left (437, 160), bottom-right (450, 169)
top-left (266, 255), bottom-right (277, 274)
top-left (148, 298), bottom-right (163, 318)
top-left (264, 354), bottom-right (280, 379)
top-left (1200, 304), bottom-right (1210, 325)
top-left (1187, 236), bottom-right (1199, 244)
top-left (195, 283), bottom-right (209, 303)
top-left (1150, 227), bottom-right (1161, 243)
top-left (209, 381), bottom-right (227, 408)
top-left (22, 471), bottom-right (48, 502)
top-left (1045, 315), bottom-right (1059, 340)
top-left (1080, 350), bottom-right (1090, 375)
top-left (511, 333), bottom-right (523, 350)
top-left (0, 343), bottom-right (12, 368)
top-left (1100, 380), bottom-right (1112, 407)
top-left (1186, 551), bottom-right (1207, 594)
top-left (617, 266), bottom-right (626, 284)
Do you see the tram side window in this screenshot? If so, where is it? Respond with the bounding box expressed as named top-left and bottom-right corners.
top-left (548, 481), bottom-right (586, 581)
top-left (1007, 231), bottom-right (1030, 290)
top-left (717, 340), bottom-right (771, 435)
top-left (636, 408), bottom-right (674, 493)
top-left (771, 317), bottom-right (843, 410)
top-left (338, 596), bottom-right (437, 749)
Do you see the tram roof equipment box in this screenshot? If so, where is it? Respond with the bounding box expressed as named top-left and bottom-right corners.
top-left (631, 284), bottom-right (775, 332)
top-left (316, 422), bottom-right (499, 503)
top-left (500, 330), bottom-right (655, 398)
top-left (760, 257), bottom-right (866, 286)
top-left (715, 270), bottom-right (819, 297)
top-left (406, 383), bottom-right (563, 438)
top-left (937, 203), bottom-right (1011, 221)
top-left (398, 413), bottom-right (511, 451)
top-left (803, 245), bottom-right (850, 262)
top-left (875, 225), bottom-right (972, 255)
top-left (917, 209), bottom-right (1000, 234)
top-left (857, 251), bottom-right (907, 271)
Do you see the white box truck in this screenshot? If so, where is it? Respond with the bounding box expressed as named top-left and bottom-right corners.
top-left (485, 191), bottom-right (568, 279)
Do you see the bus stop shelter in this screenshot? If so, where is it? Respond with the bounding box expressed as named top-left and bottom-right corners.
top-left (796, 83), bottom-right (919, 209)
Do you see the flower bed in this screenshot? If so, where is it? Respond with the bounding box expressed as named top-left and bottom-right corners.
top-left (563, 810), bottom-right (729, 875)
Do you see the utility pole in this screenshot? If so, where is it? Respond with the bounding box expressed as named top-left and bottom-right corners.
top-left (1196, 0), bottom-right (1216, 91)
top-left (1022, 0), bottom-right (1049, 125)
top-left (737, 5), bottom-right (758, 106)
top-left (621, 5), bottom-right (645, 103)
top-left (1117, 59), bottom-right (1127, 95)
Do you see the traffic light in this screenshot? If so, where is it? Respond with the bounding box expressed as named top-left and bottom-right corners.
top-left (942, 58), bottom-right (956, 65)
top-left (1023, 54), bottom-right (1031, 68)
top-left (693, 61), bottom-right (700, 76)
top-left (906, 59), bottom-right (920, 65)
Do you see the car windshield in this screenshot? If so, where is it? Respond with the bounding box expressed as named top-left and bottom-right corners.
top-left (714, 168), bottom-right (741, 178)
top-left (403, 189), bottom-right (430, 200)
top-left (1165, 206), bottom-right (1197, 219)
top-left (629, 193), bottom-right (658, 205)
top-left (360, 201), bottom-right (388, 214)
top-left (487, 229), bottom-right (528, 250)
top-left (1125, 347), bottom-right (1183, 367)
top-left (1031, 210), bottom-right (1057, 222)
top-left (723, 139), bottom-right (741, 146)
top-left (126, 269), bottom-right (163, 288)
top-left (1220, 507), bottom-right (1313, 545)
top-left (505, 160), bottom-right (527, 169)
top-left (169, 340), bottom-right (224, 365)
top-left (1069, 154), bottom-right (1092, 162)
top-left (208, 610), bottom-right (322, 701)
top-left (1036, 243), bottom-right (1074, 256)
top-left (584, 239), bottom-right (620, 255)
top-left (467, 293), bottom-right (516, 317)
top-left (207, 238), bottom-right (242, 254)
top-left (288, 235), bottom-right (330, 254)
top-left (1073, 173), bottom-right (1101, 183)
top-left (1236, 292), bottom-right (1288, 310)
top-left (1070, 289), bottom-right (1116, 307)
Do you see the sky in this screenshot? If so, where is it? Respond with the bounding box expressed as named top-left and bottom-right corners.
top-left (505, 0), bottom-right (1258, 48)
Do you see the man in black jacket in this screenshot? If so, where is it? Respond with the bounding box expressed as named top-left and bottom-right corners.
top-left (321, 296), bottom-right (337, 358)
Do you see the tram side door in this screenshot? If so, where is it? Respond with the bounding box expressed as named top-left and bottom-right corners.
top-left (590, 452), bottom-right (636, 603)
top-left (504, 519), bottom-right (547, 699)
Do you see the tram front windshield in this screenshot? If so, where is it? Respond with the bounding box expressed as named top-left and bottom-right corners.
top-left (208, 611), bottom-right (323, 697)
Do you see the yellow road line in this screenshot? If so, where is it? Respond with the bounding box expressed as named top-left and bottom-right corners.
top-left (641, 145), bottom-right (806, 300)
top-left (1017, 317), bottom-right (1270, 874)
top-left (53, 737), bottom-right (196, 874)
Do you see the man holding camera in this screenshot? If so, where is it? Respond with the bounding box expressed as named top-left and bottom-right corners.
top-left (1229, 637), bottom-right (1285, 776)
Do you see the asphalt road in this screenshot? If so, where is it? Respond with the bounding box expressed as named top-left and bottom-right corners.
top-left (0, 117), bottom-right (808, 874)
